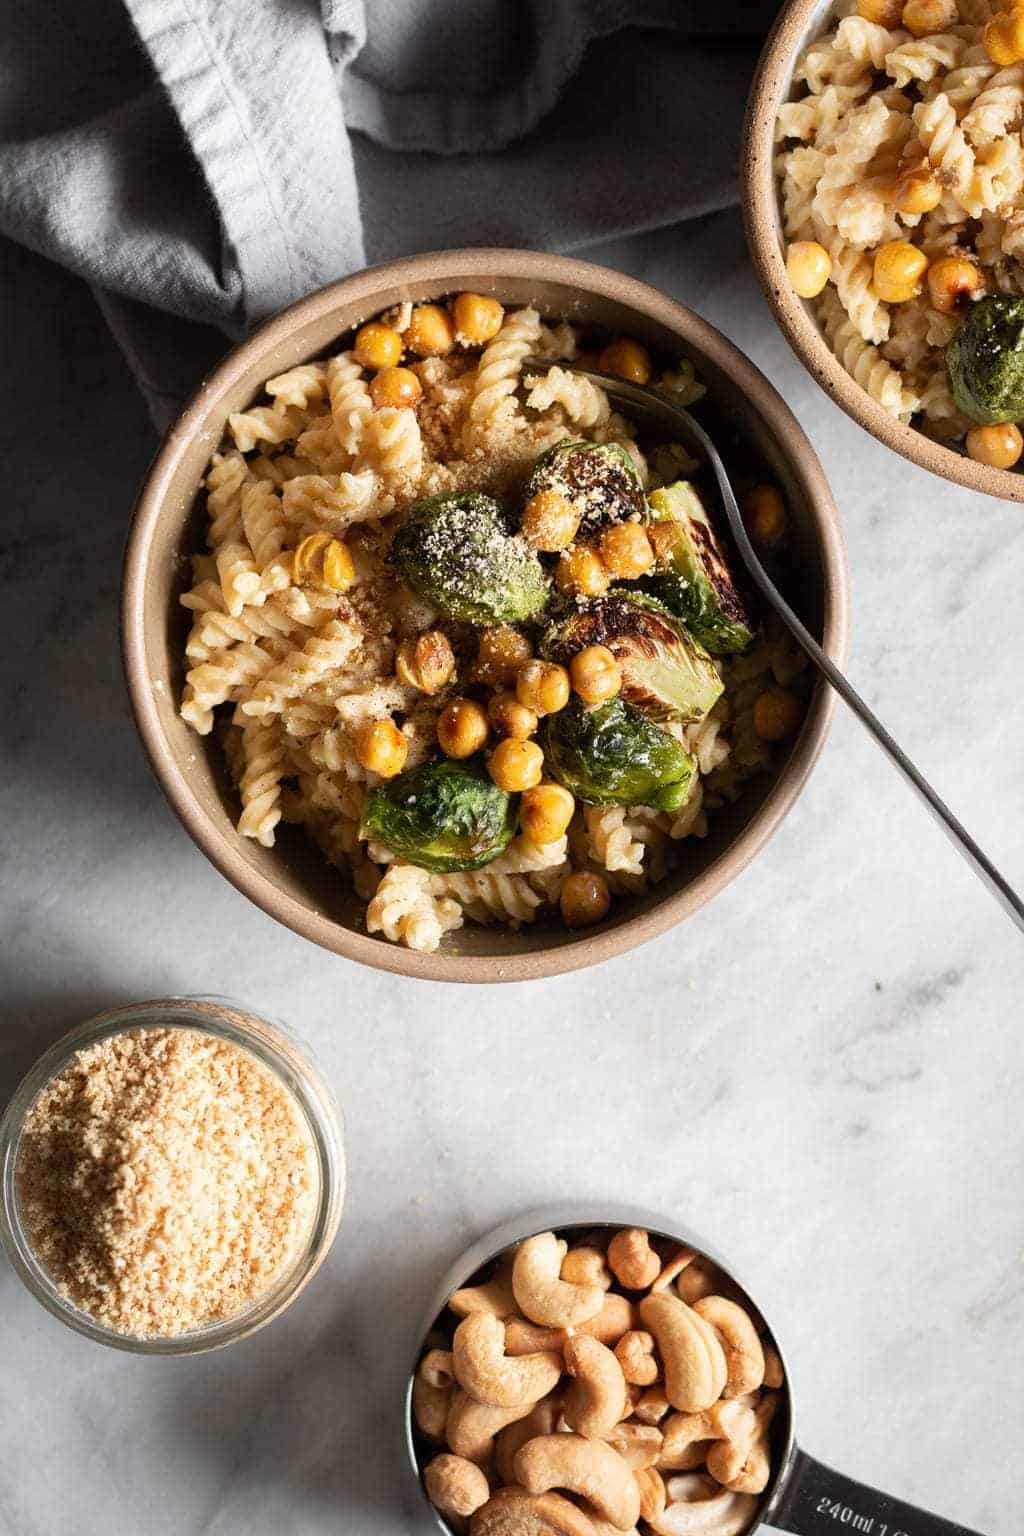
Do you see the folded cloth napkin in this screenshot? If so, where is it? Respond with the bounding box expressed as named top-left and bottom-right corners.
top-left (0, 0), bottom-right (779, 427)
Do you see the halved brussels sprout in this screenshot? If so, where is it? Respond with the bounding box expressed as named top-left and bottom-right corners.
top-left (541, 589), bottom-right (723, 723)
top-left (644, 481), bottom-right (755, 655)
top-left (947, 295), bottom-right (1024, 425)
top-left (522, 439), bottom-right (646, 534)
top-left (389, 493), bottom-right (549, 625)
top-left (543, 697), bottom-right (697, 812)
top-left (360, 756), bottom-right (516, 873)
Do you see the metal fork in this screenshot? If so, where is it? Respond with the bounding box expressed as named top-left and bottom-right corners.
top-left (522, 359), bottom-right (1024, 936)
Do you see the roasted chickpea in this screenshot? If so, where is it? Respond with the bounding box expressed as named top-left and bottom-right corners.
top-left (856, 0), bottom-right (902, 21)
top-left (488, 737), bottom-right (545, 792)
top-left (406, 303), bottom-right (455, 357)
top-left (516, 660), bottom-right (571, 717)
top-left (520, 783), bottom-right (575, 845)
top-left (438, 698), bottom-right (488, 759)
top-left (369, 365), bottom-right (423, 409)
top-left (355, 718), bottom-right (408, 778)
top-left (554, 544), bottom-right (611, 598)
top-left (521, 489), bottom-right (581, 552)
top-left (452, 292), bottom-right (505, 344)
top-left (786, 241), bottom-right (832, 299)
top-left (599, 522), bottom-right (655, 579)
top-left (570, 645), bottom-right (622, 705)
top-left (742, 485), bottom-right (787, 546)
top-left (488, 692), bottom-right (539, 740)
top-left (598, 338), bottom-right (653, 385)
top-left (753, 688), bottom-right (802, 743)
top-left (472, 625), bottom-right (533, 686)
top-left (902, 0), bottom-right (957, 37)
top-left (966, 422), bottom-right (1024, 469)
top-left (353, 321), bottom-right (403, 371)
top-left (926, 256), bottom-right (983, 314)
top-left (395, 630), bottom-right (456, 695)
top-left (560, 870), bottom-right (611, 928)
top-left (893, 163), bottom-right (942, 217)
top-left (321, 538), bottom-right (356, 591)
top-left (872, 241), bottom-right (929, 305)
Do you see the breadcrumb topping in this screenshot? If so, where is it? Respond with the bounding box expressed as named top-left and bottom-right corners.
top-left (16, 1028), bottom-right (319, 1338)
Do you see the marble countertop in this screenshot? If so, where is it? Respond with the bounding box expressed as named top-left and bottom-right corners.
top-left (1, 216), bottom-right (1021, 1536)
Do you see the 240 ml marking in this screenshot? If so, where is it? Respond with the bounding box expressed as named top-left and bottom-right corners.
top-left (816, 1497), bottom-right (908, 1536)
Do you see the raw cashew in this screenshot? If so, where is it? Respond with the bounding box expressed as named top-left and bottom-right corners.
top-left (607, 1229), bottom-right (660, 1291)
top-left (614, 1330), bottom-right (659, 1387)
top-left (602, 1421), bottom-right (663, 1471)
top-left (649, 1474), bottom-right (758, 1536)
top-left (446, 1390), bottom-right (539, 1466)
top-left (562, 1246), bottom-right (613, 1290)
top-left (639, 1294), bottom-right (727, 1413)
top-left (633, 1386), bottom-right (671, 1426)
top-left (693, 1297), bottom-right (764, 1399)
top-left (495, 1396), bottom-right (565, 1486)
top-left (505, 1318), bottom-right (567, 1356)
top-left (762, 1344), bottom-right (784, 1389)
top-left (578, 1293), bottom-right (635, 1348)
top-left (424, 1454), bottom-right (491, 1522)
top-left (471, 1488), bottom-right (597, 1536)
top-left (413, 1350), bottom-right (457, 1441)
top-left (636, 1466), bottom-right (668, 1523)
top-left (563, 1336), bottom-right (628, 1439)
top-left (513, 1233), bottom-right (606, 1329)
top-left (451, 1264), bottom-right (519, 1320)
top-left (453, 1313), bottom-right (562, 1408)
top-left (514, 1434), bottom-right (641, 1532)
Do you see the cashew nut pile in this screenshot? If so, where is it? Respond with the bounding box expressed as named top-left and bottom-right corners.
top-left (412, 1227), bottom-right (786, 1536)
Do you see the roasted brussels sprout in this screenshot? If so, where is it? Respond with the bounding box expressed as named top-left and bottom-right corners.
top-left (541, 589), bottom-right (723, 723)
top-left (643, 481), bottom-right (755, 655)
top-left (947, 296), bottom-right (1024, 425)
top-left (523, 439), bottom-right (646, 535)
top-left (389, 493), bottom-right (549, 625)
top-left (360, 756), bottom-right (516, 873)
top-left (543, 697), bottom-right (697, 811)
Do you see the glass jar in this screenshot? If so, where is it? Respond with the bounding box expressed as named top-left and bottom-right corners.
top-left (0, 996), bottom-right (345, 1355)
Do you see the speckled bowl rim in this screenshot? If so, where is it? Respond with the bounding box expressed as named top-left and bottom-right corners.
top-left (122, 248), bottom-right (849, 983)
top-left (742, 0), bottom-right (1024, 504)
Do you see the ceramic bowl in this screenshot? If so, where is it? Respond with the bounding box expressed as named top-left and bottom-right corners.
top-left (122, 248), bottom-right (848, 982)
top-left (743, 0), bottom-right (1024, 503)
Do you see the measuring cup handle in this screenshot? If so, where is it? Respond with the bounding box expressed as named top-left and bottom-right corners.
top-left (767, 1448), bottom-right (985, 1536)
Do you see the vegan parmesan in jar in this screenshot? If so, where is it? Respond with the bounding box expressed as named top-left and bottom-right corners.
top-left (15, 1027), bottom-right (319, 1338)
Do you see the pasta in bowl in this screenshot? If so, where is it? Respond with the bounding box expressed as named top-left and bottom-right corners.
top-left (122, 251), bottom-right (848, 981)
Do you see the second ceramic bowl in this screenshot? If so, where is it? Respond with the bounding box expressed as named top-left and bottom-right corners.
top-left (122, 248), bottom-right (849, 982)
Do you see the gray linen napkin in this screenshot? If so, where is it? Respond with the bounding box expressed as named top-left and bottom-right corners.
top-left (0, 0), bottom-right (779, 426)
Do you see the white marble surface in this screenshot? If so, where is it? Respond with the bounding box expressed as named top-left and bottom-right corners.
top-left (1, 217), bottom-right (1022, 1536)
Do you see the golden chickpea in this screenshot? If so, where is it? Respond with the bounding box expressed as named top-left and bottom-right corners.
top-left (369, 366), bottom-right (423, 409)
top-left (753, 688), bottom-right (802, 743)
top-left (516, 660), bottom-right (571, 717)
top-left (488, 737), bottom-right (544, 793)
top-left (599, 522), bottom-right (655, 579)
top-left (786, 241), bottom-right (832, 299)
top-left (355, 718), bottom-right (408, 778)
top-left (983, 15), bottom-right (1020, 65)
top-left (966, 422), bottom-right (1024, 469)
top-left (856, 0), bottom-right (903, 22)
top-left (321, 538), bottom-right (356, 591)
top-left (872, 241), bottom-right (929, 304)
top-left (488, 692), bottom-right (539, 740)
top-left (555, 545), bottom-right (611, 597)
top-left (438, 698), bottom-right (488, 759)
top-left (521, 489), bottom-right (581, 552)
top-left (395, 631), bottom-right (456, 695)
top-left (893, 163), bottom-right (943, 217)
top-left (598, 338), bottom-right (653, 385)
top-left (570, 645), bottom-right (622, 705)
top-left (405, 303), bottom-right (455, 357)
top-left (902, 0), bottom-right (957, 37)
top-left (560, 870), bottom-right (611, 929)
top-left (926, 255), bottom-right (983, 314)
top-left (353, 321), bottom-right (403, 371)
top-left (452, 292), bottom-right (505, 344)
top-left (520, 783), bottom-right (575, 845)
top-left (472, 625), bottom-right (533, 687)
top-left (742, 485), bottom-right (787, 547)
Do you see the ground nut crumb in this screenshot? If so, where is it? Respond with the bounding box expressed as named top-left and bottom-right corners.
top-left (16, 1028), bottom-right (319, 1338)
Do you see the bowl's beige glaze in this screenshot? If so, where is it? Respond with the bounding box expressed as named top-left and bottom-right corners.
top-left (122, 248), bottom-right (849, 982)
top-left (743, 0), bottom-right (1024, 504)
